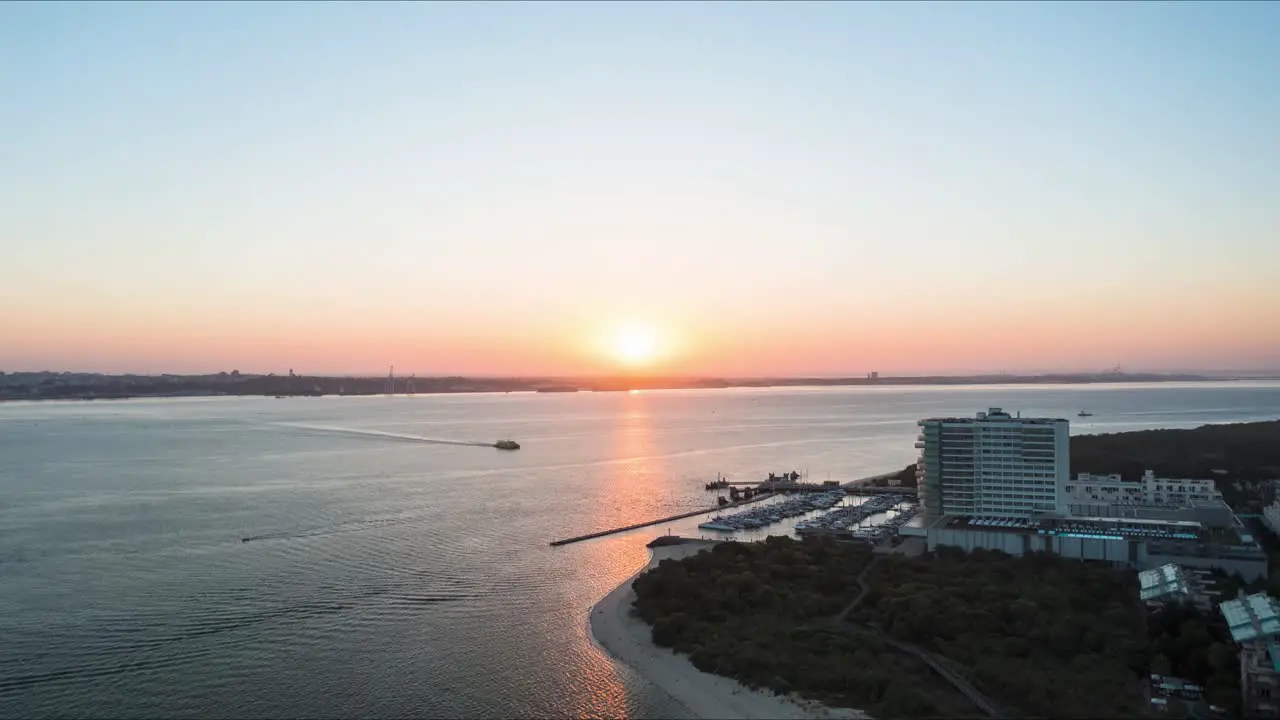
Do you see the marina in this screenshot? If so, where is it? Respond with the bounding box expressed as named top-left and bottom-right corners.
top-left (796, 493), bottom-right (917, 540)
top-left (846, 505), bottom-right (920, 543)
top-left (553, 469), bottom-right (914, 546)
top-left (697, 490), bottom-right (846, 532)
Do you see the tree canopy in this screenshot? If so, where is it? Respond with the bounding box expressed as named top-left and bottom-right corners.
top-left (1070, 420), bottom-right (1280, 507)
top-left (632, 537), bottom-right (982, 718)
top-left (852, 546), bottom-right (1151, 717)
top-left (631, 537), bottom-right (1218, 718)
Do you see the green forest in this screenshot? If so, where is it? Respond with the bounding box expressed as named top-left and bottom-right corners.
top-left (632, 537), bottom-right (982, 717)
top-left (854, 546), bottom-right (1249, 717)
top-left (881, 420), bottom-right (1280, 503)
top-left (634, 537), bottom-right (1248, 718)
top-left (1069, 420), bottom-right (1280, 506)
top-left (1146, 598), bottom-right (1242, 714)
top-left (850, 546), bottom-right (1148, 717)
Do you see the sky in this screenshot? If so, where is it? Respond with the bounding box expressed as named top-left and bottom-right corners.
top-left (2, 1), bottom-right (1278, 377)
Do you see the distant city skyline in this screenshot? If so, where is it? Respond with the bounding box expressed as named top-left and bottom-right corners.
top-left (4, 365), bottom-right (1278, 380)
top-left (2, 2), bottom-right (1278, 376)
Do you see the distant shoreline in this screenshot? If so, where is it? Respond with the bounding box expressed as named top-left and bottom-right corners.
top-left (0, 372), bottom-right (1256, 403)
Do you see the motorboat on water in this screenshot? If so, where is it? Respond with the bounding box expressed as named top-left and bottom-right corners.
top-left (698, 519), bottom-right (736, 531)
top-left (495, 440), bottom-right (520, 450)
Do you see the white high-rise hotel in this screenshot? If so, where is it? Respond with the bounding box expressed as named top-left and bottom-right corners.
top-left (916, 408), bottom-right (1070, 520)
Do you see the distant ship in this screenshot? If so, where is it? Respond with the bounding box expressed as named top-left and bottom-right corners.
top-left (495, 440), bottom-right (520, 450)
top-left (535, 385), bottom-right (579, 393)
top-left (1078, 410), bottom-right (1094, 417)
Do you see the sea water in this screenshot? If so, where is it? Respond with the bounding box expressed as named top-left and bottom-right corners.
top-left (2, 382), bottom-right (1279, 718)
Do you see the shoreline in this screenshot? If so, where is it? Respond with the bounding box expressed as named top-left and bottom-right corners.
top-left (0, 375), bottom-right (1252, 404)
top-left (589, 539), bottom-right (866, 720)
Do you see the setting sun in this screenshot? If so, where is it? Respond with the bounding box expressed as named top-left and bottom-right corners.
top-left (611, 324), bottom-right (659, 367)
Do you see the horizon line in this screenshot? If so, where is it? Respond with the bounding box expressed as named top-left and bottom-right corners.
top-left (7, 368), bottom-right (1279, 379)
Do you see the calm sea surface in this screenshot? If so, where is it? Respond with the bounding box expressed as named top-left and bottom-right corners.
top-left (3, 382), bottom-right (1279, 719)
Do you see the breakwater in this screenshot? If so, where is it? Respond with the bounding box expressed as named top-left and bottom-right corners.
top-left (549, 493), bottom-right (773, 547)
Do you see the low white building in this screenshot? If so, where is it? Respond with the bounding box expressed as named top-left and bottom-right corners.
top-left (921, 512), bottom-right (1270, 582)
top-left (1065, 470), bottom-right (1222, 507)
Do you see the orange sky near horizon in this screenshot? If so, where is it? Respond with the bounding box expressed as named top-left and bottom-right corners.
top-left (3, 4), bottom-right (1279, 377)
top-left (4, 285), bottom-right (1277, 376)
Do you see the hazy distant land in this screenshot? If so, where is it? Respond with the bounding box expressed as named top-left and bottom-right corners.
top-left (0, 370), bottom-right (1259, 401)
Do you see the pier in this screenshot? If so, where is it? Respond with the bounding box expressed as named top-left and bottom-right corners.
top-left (553, 467), bottom-right (914, 547)
top-left (549, 493), bottom-right (773, 547)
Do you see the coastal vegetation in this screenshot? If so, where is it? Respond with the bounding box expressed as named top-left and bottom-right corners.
top-left (877, 420), bottom-right (1280, 505)
top-left (1145, 598), bottom-right (1242, 715)
top-left (1070, 420), bottom-right (1280, 507)
top-left (853, 547), bottom-right (1147, 718)
top-left (631, 537), bottom-right (981, 717)
top-left (863, 463), bottom-right (917, 489)
top-left (633, 538), bottom-right (1179, 718)
top-left (870, 417), bottom-right (1280, 502)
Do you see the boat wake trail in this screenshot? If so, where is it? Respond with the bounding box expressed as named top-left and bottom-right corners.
top-left (266, 422), bottom-right (494, 448)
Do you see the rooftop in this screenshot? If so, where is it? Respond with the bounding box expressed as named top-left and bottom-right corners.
top-left (1139, 564), bottom-right (1191, 602)
top-left (937, 514), bottom-right (1204, 542)
top-left (1220, 593), bottom-right (1280, 644)
top-left (919, 407), bottom-right (1067, 425)
top-left (902, 514), bottom-right (928, 530)
top-left (942, 516), bottom-right (1038, 533)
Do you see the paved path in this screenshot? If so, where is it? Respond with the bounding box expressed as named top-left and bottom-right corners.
top-left (831, 557), bottom-right (1006, 719)
top-left (841, 624), bottom-right (1006, 718)
top-left (834, 555), bottom-right (880, 624)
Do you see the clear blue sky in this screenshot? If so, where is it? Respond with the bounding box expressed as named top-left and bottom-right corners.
top-left (1, 1), bottom-right (1277, 375)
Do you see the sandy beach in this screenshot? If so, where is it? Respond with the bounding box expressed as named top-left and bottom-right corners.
top-left (589, 539), bottom-right (867, 720)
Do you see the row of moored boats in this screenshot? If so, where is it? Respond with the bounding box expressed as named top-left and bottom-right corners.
top-left (845, 506), bottom-right (919, 542)
top-left (796, 494), bottom-right (915, 537)
top-left (698, 490), bottom-right (845, 532)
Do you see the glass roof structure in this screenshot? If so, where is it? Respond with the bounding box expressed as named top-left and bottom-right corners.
top-left (1220, 593), bottom-right (1280, 644)
top-left (1139, 564), bottom-right (1190, 602)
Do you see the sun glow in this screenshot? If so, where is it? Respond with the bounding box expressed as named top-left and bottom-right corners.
top-left (610, 324), bottom-right (660, 367)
